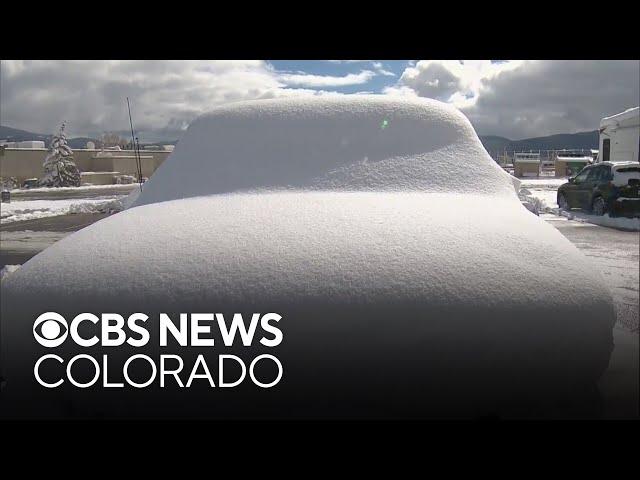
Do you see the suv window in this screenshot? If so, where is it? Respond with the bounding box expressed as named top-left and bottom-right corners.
top-left (574, 168), bottom-right (591, 183)
top-left (587, 166), bottom-right (609, 182)
top-left (586, 167), bottom-right (601, 181)
top-left (615, 166), bottom-right (640, 174)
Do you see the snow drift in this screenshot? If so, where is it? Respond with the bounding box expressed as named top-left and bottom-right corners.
top-left (0, 96), bottom-right (615, 419)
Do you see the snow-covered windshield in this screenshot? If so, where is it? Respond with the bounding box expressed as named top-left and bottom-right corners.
top-left (130, 96), bottom-right (519, 207)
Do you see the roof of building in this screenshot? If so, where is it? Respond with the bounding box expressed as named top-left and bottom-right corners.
top-left (556, 155), bottom-right (592, 161)
top-left (513, 159), bottom-right (541, 163)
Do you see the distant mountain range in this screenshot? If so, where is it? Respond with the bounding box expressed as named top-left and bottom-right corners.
top-left (0, 126), bottom-right (179, 150)
top-left (1, 125), bottom-right (599, 156)
top-left (479, 131), bottom-right (599, 158)
top-left (0, 125), bottom-right (107, 149)
top-left (0, 126), bottom-right (52, 143)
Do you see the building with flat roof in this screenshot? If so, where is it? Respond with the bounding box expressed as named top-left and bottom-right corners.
top-left (554, 150), bottom-right (592, 177)
top-left (513, 152), bottom-right (540, 178)
top-left (0, 146), bottom-right (172, 186)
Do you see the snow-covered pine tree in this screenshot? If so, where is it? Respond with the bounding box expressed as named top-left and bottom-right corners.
top-left (39, 122), bottom-right (81, 187)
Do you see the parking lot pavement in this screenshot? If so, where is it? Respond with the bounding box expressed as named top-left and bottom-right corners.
top-left (0, 213), bottom-right (110, 267)
top-left (540, 213), bottom-right (638, 418)
top-left (541, 213), bottom-right (639, 332)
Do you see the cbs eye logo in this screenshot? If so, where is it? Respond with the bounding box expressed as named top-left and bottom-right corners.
top-left (33, 312), bottom-right (68, 347)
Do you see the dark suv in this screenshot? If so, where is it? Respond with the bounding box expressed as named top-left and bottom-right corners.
top-left (557, 161), bottom-right (640, 217)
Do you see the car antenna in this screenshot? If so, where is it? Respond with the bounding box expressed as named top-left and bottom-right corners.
top-left (126, 97), bottom-right (144, 192)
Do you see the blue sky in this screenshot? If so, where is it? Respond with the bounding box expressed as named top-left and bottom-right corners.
top-left (268, 60), bottom-right (412, 94)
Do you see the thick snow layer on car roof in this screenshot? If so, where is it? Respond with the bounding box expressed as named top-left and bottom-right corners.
top-left (0, 97), bottom-right (614, 419)
top-left (131, 96), bottom-right (519, 207)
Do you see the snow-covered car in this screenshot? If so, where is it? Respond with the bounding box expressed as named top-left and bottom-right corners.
top-left (0, 96), bottom-right (616, 419)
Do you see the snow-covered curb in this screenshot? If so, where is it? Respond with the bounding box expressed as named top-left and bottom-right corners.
top-left (8, 183), bottom-right (140, 194)
top-left (519, 178), bottom-right (568, 188)
top-left (0, 197), bottom-right (125, 224)
top-left (550, 208), bottom-right (640, 231)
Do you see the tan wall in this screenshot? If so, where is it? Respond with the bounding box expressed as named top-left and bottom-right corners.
top-left (0, 147), bottom-right (171, 184)
top-left (555, 162), bottom-right (568, 178)
top-left (514, 162), bottom-right (540, 178)
top-left (110, 155), bottom-right (166, 178)
top-left (0, 147), bottom-right (48, 182)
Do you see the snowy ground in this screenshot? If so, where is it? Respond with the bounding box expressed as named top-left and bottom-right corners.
top-left (520, 178), bottom-right (565, 210)
top-left (0, 184), bottom-right (137, 224)
top-left (520, 178), bottom-right (640, 231)
top-left (8, 183), bottom-right (138, 196)
top-left (0, 196), bottom-right (125, 224)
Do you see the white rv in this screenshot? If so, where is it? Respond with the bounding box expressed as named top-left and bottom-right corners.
top-left (597, 107), bottom-right (639, 163)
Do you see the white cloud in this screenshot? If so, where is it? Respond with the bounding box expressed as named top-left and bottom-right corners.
top-left (0, 60), bottom-right (340, 139)
top-left (371, 62), bottom-right (395, 77)
top-left (382, 85), bottom-right (419, 97)
top-left (387, 60), bottom-right (640, 138)
top-left (277, 70), bottom-right (377, 87)
top-left (326, 60), bottom-right (395, 77)
top-left (0, 61), bottom-right (388, 140)
top-left (325, 60), bottom-right (369, 64)
top-left (388, 60), bottom-right (524, 108)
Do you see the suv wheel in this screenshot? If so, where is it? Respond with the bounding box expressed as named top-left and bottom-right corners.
top-left (592, 197), bottom-right (606, 216)
top-left (558, 193), bottom-right (568, 211)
